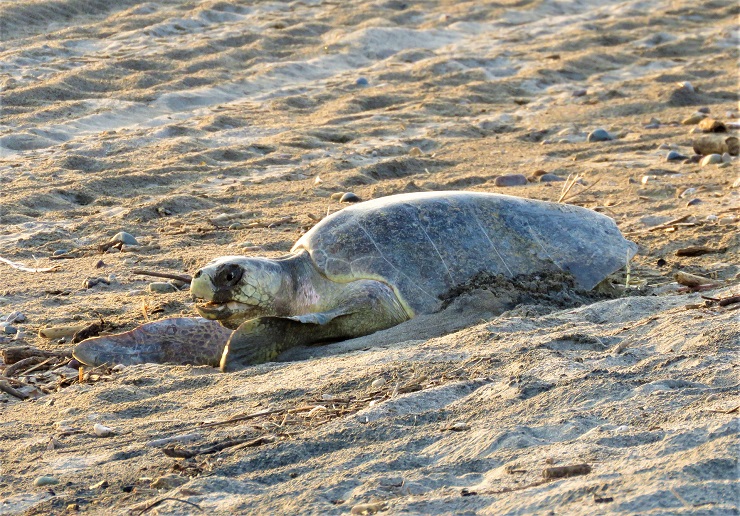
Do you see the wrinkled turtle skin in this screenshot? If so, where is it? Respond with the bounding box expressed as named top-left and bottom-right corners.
top-left (73, 191), bottom-right (637, 371)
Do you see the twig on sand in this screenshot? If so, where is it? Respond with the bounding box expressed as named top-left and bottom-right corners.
top-left (162, 434), bottom-right (276, 458)
top-left (0, 256), bottom-right (59, 273)
top-left (557, 174), bottom-right (580, 203)
top-left (701, 294), bottom-right (740, 307)
top-left (3, 357), bottom-right (44, 377)
top-left (132, 269), bottom-right (192, 284)
top-left (199, 407), bottom-right (286, 428)
top-left (674, 271), bottom-right (721, 289)
top-left (647, 215), bottom-right (692, 232)
top-left (706, 405), bottom-right (740, 414)
top-left (542, 464), bottom-right (592, 479)
top-left (134, 497), bottom-right (204, 515)
top-left (0, 379), bottom-right (28, 400)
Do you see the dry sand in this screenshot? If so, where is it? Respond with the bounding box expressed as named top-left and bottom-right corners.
top-left (0, 0), bottom-right (739, 514)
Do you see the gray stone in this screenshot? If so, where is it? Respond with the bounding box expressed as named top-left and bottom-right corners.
top-left (148, 282), bottom-right (178, 294)
top-left (539, 173), bottom-right (565, 182)
top-left (34, 476), bottom-right (59, 487)
top-left (112, 231), bottom-right (139, 246)
top-left (339, 192), bottom-right (361, 203)
top-left (700, 154), bottom-right (722, 166)
top-left (494, 174), bottom-right (528, 187)
top-left (587, 129), bottom-right (613, 142)
top-left (666, 151), bottom-right (688, 161)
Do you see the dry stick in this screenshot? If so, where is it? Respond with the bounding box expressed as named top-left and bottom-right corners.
top-left (135, 498), bottom-right (204, 515)
top-left (132, 270), bottom-right (193, 284)
top-left (701, 294), bottom-right (740, 307)
top-left (0, 379), bottom-right (28, 400)
top-left (3, 357), bottom-right (44, 377)
top-left (2, 346), bottom-right (69, 365)
top-left (647, 214), bottom-right (692, 232)
top-left (557, 174), bottom-right (580, 203)
top-left (16, 357), bottom-right (57, 376)
top-left (0, 256), bottom-right (59, 273)
top-left (562, 177), bottom-right (602, 203)
top-left (199, 407), bottom-right (286, 428)
top-left (163, 434), bottom-right (276, 458)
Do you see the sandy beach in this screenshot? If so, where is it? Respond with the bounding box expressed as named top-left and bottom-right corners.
top-left (0, 0), bottom-right (738, 514)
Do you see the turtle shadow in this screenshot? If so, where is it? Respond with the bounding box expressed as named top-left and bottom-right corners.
top-left (276, 271), bottom-right (625, 363)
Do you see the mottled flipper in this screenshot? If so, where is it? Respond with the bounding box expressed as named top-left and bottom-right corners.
top-left (73, 318), bottom-right (232, 367)
top-left (221, 279), bottom-right (408, 371)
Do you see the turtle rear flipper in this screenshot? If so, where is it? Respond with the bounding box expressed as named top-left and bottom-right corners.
top-left (73, 318), bottom-right (231, 367)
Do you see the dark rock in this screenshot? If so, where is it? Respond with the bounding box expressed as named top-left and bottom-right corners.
top-left (494, 174), bottom-right (528, 187)
top-left (339, 192), bottom-right (361, 203)
top-left (587, 129), bottom-right (612, 142)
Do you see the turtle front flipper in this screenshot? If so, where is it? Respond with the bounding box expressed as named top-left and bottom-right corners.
top-left (221, 279), bottom-right (408, 371)
top-left (72, 318), bottom-right (232, 367)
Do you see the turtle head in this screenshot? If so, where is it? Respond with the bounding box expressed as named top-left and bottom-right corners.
top-left (191, 256), bottom-right (285, 329)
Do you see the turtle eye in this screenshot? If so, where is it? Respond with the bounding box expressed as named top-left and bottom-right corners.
top-left (215, 263), bottom-right (243, 288)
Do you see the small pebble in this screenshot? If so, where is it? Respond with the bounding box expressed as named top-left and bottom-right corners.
top-left (587, 129), bottom-right (612, 142)
top-left (340, 192), bottom-right (361, 203)
top-left (93, 423), bottom-right (115, 437)
top-left (371, 378), bottom-right (387, 388)
top-left (355, 77), bottom-right (369, 86)
top-left (686, 198), bottom-right (702, 207)
top-left (732, 177), bottom-right (740, 188)
top-left (0, 323), bottom-right (17, 335)
top-left (83, 277), bottom-right (110, 289)
top-left (34, 476), bottom-right (59, 487)
top-left (679, 187), bottom-right (697, 198)
top-left (538, 173), bottom-right (565, 182)
top-left (682, 112), bottom-right (705, 125)
top-left (95, 260), bottom-right (105, 268)
top-left (698, 118), bottom-right (726, 133)
top-left (677, 81), bottom-right (695, 93)
top-left (700, 154), bottom-right (722, 166)
top-left (5, 311), bottom-right (26, 323)
top-left (697, 106), bottom-right (710, 114)
top-left (148, 282), bottom-right (177, 293)
top-left (330, 192), bottom-right (344, 200)
top-left (706, 214), bottom-right (718, 222)
top-left (658, 143), bottom-right (671, 150)
top-left (53, 249), bottom-right (68, 256)
top-left (572, 89), bottom-right (587, 97)
top-left (106, 247), bottom-right (120, 254)
top-left (666, 150), bottom-right (687, 161)
top-left (408, 147), bottom-right (423, 157)
top-left (112, 231), bottom-right (139, 246)
top-left (494, 174), bottom-right (528, 187)
top-left (127, 289), bottom-right (146, 296)
top-left (719, 216), bottom-right (737, 225)
top-left (229, 222), bottom-right (245, 230)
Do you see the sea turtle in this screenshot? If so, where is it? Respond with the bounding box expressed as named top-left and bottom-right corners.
top-left (73, 191), bottom-right (637, 371)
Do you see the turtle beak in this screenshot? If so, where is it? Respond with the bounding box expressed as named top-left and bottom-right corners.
top-left (190, 268), bottom-right (215, 302)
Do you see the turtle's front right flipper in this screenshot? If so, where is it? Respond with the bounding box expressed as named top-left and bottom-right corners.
top-left (72, 318), bottom-right (232, 367)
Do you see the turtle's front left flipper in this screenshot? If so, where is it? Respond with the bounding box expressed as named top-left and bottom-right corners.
top-left (73, 318), bottom-right (232, 367)
top-left (221, 279), bottom-right (408, 371)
